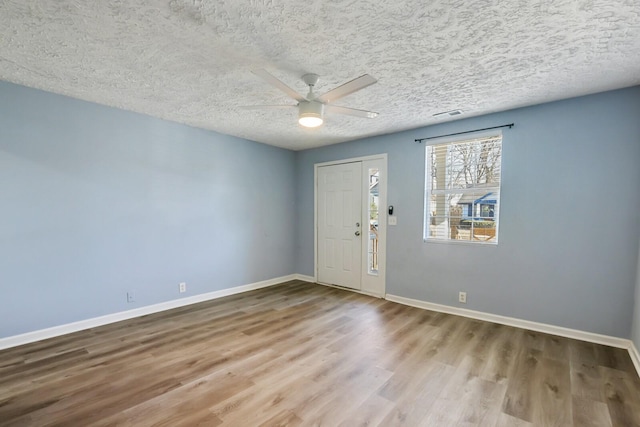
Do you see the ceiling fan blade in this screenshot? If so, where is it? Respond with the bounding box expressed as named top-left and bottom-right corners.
top-left (252, 69), bottom-right (306, 102)
top-left (241, 105), bottom-right (296, 110)
top-left (326, 104), bottom-right (378, 119)
top-left (316, 74), bottom-right (377, 104)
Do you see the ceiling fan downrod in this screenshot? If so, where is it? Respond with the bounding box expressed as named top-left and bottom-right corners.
top-left (302, 73), bottom-right (319, 99)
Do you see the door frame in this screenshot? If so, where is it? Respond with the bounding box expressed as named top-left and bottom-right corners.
top-left (314, 153), bottom-right (388, 297)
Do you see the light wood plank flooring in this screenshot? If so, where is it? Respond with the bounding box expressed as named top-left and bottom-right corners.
top-left (1, 280), bottom-right (639, 426)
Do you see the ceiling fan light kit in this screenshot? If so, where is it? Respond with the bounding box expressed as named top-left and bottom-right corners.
top-left (298, 101), bottom-right (324, 128)
top-left (250, 69), bottom-right (379, 129)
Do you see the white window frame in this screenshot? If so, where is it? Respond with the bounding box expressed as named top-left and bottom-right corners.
top-left (423, 131), bottom-right (502, 245)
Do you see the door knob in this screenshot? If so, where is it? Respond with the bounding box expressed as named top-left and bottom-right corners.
top-left (355, 231), bottom-right (361, 236)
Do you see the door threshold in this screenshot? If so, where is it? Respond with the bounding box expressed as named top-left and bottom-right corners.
top-left (315, 282), bottom-right (384, 299)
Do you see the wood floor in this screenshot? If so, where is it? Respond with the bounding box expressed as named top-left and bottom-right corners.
top-left (1, 281), bottom-right (639, 426)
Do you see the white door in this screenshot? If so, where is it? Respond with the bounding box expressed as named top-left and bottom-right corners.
top-left (317, 162), bottom-right (362, 289)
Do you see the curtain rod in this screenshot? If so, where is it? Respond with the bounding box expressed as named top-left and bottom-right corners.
top-left (415, 123), bottom-right (514, 143)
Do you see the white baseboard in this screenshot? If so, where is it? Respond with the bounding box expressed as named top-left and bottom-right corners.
top-left (293, 274), bottom-right (316, 283)
top-left (630, 342), bottom-right (640, 378)
top-left (0, 274), bottom-right (299, 351)
top-left (385, 294), bottom-right (631, 350)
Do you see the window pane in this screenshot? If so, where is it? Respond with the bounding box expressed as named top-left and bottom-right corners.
top-left (425, 135), bottom-right (501, 244)
top-left (368, 168), bottom-right (379, 275)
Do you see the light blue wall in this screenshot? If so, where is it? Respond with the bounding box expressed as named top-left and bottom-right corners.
top-left (3, 80), bottom-right (639, 341)
top-left (295, 87), bottom-right (640, 338)
top-left (0, 82), bottom-right (296, 338)
top-left (633, 235), bottom-right (640, 350)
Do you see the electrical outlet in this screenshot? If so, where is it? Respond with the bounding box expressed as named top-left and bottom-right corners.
top-left (127, 291), bottom-right (135, 303)
top-left (458, 291), bottom-right (467, 304)
top-left (179, 282), bottom-right (187, 293)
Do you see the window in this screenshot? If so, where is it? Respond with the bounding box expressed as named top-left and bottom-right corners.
top-left (368, 168), bottom-right (380, 275)
top-left (424, 134), bottom-right (502, 244)
top-left (480, 204), bottom-right (494, 218)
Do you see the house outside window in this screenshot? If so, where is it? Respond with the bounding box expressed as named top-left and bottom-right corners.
top-left (424, 133), bottom-right (502, 244)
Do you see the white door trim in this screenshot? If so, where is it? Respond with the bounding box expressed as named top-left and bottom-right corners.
top-left (314, 154), bottom-right (389, 168)
top-left (314, 153), bottom-right (388, 297)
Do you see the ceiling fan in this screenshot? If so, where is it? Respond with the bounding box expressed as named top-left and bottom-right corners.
top-left (247, 69), bottom-right (379, 128)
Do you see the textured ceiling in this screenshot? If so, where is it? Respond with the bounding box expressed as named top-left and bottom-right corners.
top-left (1, 1), bottom-right (639, 150)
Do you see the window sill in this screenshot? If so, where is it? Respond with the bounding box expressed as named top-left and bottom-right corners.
top-left (423, 238), bottom-right (498, 247)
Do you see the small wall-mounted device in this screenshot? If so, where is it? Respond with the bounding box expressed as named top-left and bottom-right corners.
top-left (388, 205), bottom-right (394, 215)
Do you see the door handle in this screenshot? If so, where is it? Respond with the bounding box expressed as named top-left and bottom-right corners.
top-left (355, 231), bottom-right (361, 236)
